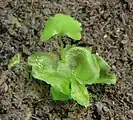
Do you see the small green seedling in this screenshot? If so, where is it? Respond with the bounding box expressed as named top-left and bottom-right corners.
top-left (40, 14), bottom-right (82, 41)
top-left (28, 14), bottom-right (116, 107)
top-left (8, 53), bottom-right (21, 69)
top-left (28, 46), bottom-right (116, 107)
top-left (8, 14), bottom-right (117, 107)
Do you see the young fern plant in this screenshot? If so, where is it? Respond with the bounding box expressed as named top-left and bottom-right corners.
top-left (27, 14), bottom-right (117, 107)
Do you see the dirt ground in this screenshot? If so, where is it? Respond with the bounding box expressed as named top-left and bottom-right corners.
top-left (0, 0), bottom-right (133, 120)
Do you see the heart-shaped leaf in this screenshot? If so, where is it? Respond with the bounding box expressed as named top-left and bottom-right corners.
top-left (40, 14), bottom-right (82, 41)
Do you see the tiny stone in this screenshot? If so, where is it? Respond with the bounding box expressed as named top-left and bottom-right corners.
top-left (0, 41), bottom-right (3, 48)
top-left (116, 28), bottom-right (120, 33)
top-left (112, 101), bottom-right (115, 105)
top-left (104, 34), bottom-right (108, 39)
top-left (121, 40), bottom-right (128, 44)
top-left (3, 83), bottom-right (8, 93)
top-left (96, 53), bottom-right (99, 55)
top-left (130, 110), bottom-right (133, 115)
top-left (103, 106), bottom-right (109, 112)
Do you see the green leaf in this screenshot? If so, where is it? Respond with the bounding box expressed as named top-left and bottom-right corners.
top-left (28, 52), bottom-right (58, 69)
top-left (32, 66), bottom-right (71, 93)
top-left (8, 53), bottom-right (21, 69)
top-left (40, 14), bottom-right (82, 41)
top-left (64, 47), bottom-right (100, 84)
top-left (28, 52), bottom-right (71, 97)
top-left (95, 55), bottom-right (110, 74)
top-left (28, 52), bottom-right (70, 88)
top-left (32, 65), bottom-right (71, 94)
top-left (50, 86), bottom-right (70, 100)
top-left (70, 78), bottom-right (90, 107)
top-left (31, 66), bottom-right (64, 85)
top-left (94, 55), bottom-right (117, 84)
top-left (97, 74), bottom-right (117, 84)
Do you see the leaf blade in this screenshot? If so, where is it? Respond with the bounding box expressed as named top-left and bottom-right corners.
top-left (97, 74), bottom-right (117, 84)
top-left (8, 53), bottom-right (21, 69)
top-left (28, 52), bottom-right (70, 88)
top-left (50, 86), bottom-right (71, 101)
top-left (64, 47), bottom-right (100, 84)
top-left (94, 55), bottom-right (117, 84)
top-left (40, 14), bottom-right (82, 41)
top-left (71, 78), bottom-right (90, 107)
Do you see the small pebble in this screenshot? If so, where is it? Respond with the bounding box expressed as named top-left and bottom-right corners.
top-left (121, 40), bottom-right (128, 44)
top-left (3, 83), bottom-right (8, 93)
top-left (104, 34), bottom-right (108, 39)
top-left (0, 41), bottom-right (3, 48)
top-left (130, 110), bottom-right (133, 115)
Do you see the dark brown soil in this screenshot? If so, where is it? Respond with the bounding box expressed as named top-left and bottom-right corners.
top-left (0, 0), bottom-right (133, 120)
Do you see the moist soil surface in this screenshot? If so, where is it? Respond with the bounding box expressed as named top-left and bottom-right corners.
top-left (0, 0), bottom-right (133, 120)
